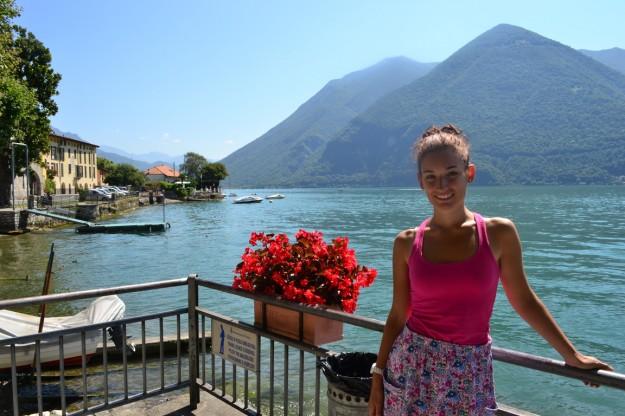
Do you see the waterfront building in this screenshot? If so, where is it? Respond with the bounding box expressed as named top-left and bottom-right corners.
top-left (145, 165), bottom-right (180, 183)
top-left (9, 131), bottom-right (100, 203)
top-left (45, 132), bottom-right (100, 194)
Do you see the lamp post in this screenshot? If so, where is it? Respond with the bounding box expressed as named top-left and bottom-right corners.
top-left (10, 140), bottom-right (30, 212)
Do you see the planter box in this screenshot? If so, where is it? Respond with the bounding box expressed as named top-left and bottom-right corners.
top-left (254, 301), bottom-right (343, 346)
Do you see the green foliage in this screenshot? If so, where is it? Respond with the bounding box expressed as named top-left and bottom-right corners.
top-left (44, 177), bottom-right (55, 194)
top-left (175, 186), bottom-right (191, 198)
top-left (106, 163), bottom-right (145, 188)
top-left (97, 156), bottom-right (115, 176)
top-left (180, 152), bottom-right (208, 184)
top-left (77, 188), bottom-right (88, 202)
top-left (0, 0), bottom-right (61, 205)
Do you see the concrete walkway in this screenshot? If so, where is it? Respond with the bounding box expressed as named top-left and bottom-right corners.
top-left (92, 390), bottom-right (246, 416)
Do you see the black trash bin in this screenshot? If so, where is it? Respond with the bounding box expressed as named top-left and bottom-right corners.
top-left (320, 352), bottom-right (377, 416)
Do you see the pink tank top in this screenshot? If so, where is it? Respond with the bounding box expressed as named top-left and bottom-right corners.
top-left (406, 213), bottom-right (500, 345)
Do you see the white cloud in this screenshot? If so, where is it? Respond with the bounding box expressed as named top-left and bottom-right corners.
top-left (224, 139), bottom-right (235, 145)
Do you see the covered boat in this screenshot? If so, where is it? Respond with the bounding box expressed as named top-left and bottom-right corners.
top-left (0, 295), bottom-right (126, 372)
top-left (233, 195), bottom-right (263, 204)
top-left (265, 194), bottom-right (285, 200)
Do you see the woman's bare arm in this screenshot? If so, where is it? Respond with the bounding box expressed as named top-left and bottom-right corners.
top-left (368, 230), bottom-right (413, 415)
top-left (491, 218), bottom-right (613, 375)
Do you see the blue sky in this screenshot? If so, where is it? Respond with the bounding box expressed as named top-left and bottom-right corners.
top-left (15, 0), bottom-right (625, 161)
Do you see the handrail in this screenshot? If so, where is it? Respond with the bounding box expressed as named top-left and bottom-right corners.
top-left (195, 278), bottom-right (625, 391)
top-left (0, 307), bottom-right (187, 346)
top-left (0, 277), bottom-right (188, 309)
top-left (1, 276), bottom-right (623, 394)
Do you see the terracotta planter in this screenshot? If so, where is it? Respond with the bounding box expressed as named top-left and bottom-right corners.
top-left (254, 301), bottom-right (343, 346)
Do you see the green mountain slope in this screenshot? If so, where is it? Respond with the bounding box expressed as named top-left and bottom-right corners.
top-left (220, 57), bottom-right (436, 186)
top-left (580, 48), bottom-right (625, 75)
top-left (309, 24), bottom-right (625, 186)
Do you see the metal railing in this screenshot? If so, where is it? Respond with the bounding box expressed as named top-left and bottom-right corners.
top-left (1, 276), bottom-right (624, 416)
top-left (190, 277), bottom-right (625, 415)
top-left (0, 278), bottom-right (188, 416)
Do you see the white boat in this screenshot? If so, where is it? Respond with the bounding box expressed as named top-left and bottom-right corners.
top-left (233, 195), bottom-right (263, 204)
top-left (265, 194), bottom-right (285, 200)
top-left (0, 295), bottom-right (126, 372)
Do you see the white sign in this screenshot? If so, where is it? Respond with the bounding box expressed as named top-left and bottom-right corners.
top-left (211, 319), bottom-right (259, 372)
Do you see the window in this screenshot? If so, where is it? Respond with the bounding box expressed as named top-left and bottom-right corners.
top-left (68, 164), bottom-right (72, 174)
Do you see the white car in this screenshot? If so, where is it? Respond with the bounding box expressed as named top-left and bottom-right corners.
top-left (87, 188), bottom-right (112, 200)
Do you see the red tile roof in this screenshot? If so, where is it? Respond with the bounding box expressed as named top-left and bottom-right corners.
top-left (144, 165), bottom-right (180, 177)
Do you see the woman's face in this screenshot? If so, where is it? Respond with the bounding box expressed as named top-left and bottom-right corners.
top-left (418, 148), bottom-right (475, 210)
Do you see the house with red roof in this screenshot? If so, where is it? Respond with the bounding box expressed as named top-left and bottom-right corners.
top-left (144, 165), bottom-right (180, 183)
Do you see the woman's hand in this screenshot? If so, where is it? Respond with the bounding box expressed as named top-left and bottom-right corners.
top-left (565, 351), bottom-right (614, 387)
top-left (368, 374), bottom-right (384, 416)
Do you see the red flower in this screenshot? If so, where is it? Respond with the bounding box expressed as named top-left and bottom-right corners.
top-left (232, 230), bottom-right (377, 313)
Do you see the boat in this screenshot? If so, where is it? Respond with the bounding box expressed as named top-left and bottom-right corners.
top-left (0, 295), bottom-right (127, 372)
top-left (265, 194), bottom-right (285, 200)
top-left (233, 195), bottom-right (263, 204)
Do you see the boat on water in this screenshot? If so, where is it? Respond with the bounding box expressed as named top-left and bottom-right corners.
top-left (265, 194), bottom-right (285, 200)
top-left (0, 295), bottom-right (127, 372)
top-left (233, 195), bottom-right (263, 204)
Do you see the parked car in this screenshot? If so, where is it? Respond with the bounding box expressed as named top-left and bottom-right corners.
top-left (107, 186), bottom-right (129, 195)
top-left (86, 188), bottom-right (112, 200)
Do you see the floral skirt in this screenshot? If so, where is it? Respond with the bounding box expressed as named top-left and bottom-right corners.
top-left (383, 326), bottom-right (497, 415)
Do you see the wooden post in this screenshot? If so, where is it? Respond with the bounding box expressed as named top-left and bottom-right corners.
top-left (37, 243), bottom-right (55, 334)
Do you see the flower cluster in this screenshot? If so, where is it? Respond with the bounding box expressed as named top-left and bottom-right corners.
top-left (232, 230), bottom-right (377, 313)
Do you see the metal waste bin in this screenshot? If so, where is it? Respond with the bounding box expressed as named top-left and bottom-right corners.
top-left (320, 352), bottom-right (377, 416)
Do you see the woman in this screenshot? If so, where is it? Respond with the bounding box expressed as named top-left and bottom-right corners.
top-left (368, 125), bottom-right (612, 415)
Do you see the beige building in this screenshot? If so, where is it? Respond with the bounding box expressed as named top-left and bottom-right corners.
top-left (8, 132), bottom-right (100, 207)
top-left (45, 132), bottom-right (100, 194)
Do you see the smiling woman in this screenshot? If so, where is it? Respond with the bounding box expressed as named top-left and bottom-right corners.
top-left (367, 125), bottom-right (614, 416)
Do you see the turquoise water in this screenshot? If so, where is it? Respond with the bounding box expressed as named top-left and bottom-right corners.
top-left (1, 186), bottom-right (624, 414)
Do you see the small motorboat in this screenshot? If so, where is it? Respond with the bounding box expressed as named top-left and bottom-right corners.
top-left (265, 194), bottom-right (285, 200)
top-left (233, 195), bottom-right (263, 204)
top-left (0, 295), bottom-right (128, 372)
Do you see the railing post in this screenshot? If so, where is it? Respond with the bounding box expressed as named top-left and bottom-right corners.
top-left (188, 274), bottom-right (199, 409)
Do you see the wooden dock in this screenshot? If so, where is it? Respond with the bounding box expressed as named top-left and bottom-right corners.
top-left (27, 208), bottom-right (168, 234)
top-left (75, 222), bottom-right (168, 234)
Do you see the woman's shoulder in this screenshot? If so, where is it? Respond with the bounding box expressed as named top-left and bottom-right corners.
top-left (481, 215), bottom-right (517, 234)
top-left (481, 215), bottom-right (521, 257)
top-left (394, 228), bottom-right (417, 254)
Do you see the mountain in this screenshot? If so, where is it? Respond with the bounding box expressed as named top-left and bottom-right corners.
top-left (220, 57), bottom-right (437, 186)
top-left (98, 145), bottom-right (185, 166)
top-left (97, 150), bottom-right (153, 170)
top-left (297, 24), bottom-right (625, 186)
top-left (579, 48), bottom-right (625, 75)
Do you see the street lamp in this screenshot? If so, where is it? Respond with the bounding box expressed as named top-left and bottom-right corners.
top-left (10, 139), bottom-right (30, 211)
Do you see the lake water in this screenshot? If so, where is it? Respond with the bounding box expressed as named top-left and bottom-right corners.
top-left (1, 186), bottom-right (624, 415)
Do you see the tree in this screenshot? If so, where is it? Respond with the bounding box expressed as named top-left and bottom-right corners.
top-left (106, 163), bottom-right (145, 188)
top-left (0, 0), bottom-right (61, 206)
top-left (97, 156), bottom-right (115, 181)
top-left (180, 152), bottom-right (208, 185)
top-left (201, 162), bottom-right (228, 189)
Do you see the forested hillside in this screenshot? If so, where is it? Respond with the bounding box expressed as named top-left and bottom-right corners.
top-left (305, 24), bottom-right (625, 185)
top-left (220, 57), bottom-right (436, 186)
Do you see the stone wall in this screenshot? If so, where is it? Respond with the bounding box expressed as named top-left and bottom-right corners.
top-left (0, 196), bottom-right (144, 234)
top-left (0, 210), bottom-right (28, 232)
